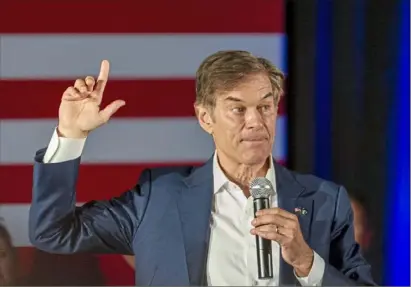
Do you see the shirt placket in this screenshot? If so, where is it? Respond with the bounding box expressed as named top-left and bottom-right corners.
top-left (244, 196), bottom-right (258, 286)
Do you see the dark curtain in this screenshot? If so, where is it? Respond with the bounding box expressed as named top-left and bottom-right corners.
top-left (286, 0), bottom-right (406, 284)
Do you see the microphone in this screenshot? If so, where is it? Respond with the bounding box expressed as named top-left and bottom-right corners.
top-left (250, 177), bottom-right (275, 279)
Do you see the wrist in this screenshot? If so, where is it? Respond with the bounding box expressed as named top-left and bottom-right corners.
top-left (57, 126), bottom-right (88, 139)
top-left (293, 249), bottom-right (314, 277)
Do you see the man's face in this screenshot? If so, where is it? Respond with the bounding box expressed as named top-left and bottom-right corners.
top-left (198, 73), bottom-right (277, 166)
top-left (0, 237), bottom-right (15, 286)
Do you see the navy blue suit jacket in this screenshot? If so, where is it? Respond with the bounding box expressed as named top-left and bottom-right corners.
top-left (29, 148), bottom-right (375, 286)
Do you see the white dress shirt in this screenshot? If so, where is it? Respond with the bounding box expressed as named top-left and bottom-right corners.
top-left (42, 128), bottom-right (325, 286)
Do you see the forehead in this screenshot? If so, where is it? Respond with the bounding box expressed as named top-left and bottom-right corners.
top-left (216, 74), bottom-right (272, 102)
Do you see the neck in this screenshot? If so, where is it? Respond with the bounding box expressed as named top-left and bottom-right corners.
top-left (216, 151), bottom-right (270, 196)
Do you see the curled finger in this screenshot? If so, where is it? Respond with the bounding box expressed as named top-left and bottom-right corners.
top-left (251, 225), bottom-right (287, 244)
top-left (85, 76), bottom-right (95, 92)
top-left (74, 79), bottom-right (89, 95)
top-left (253, 224), bottom-right (277, 233)
top-left (252, 214), bottom-right (288, 228)
top-left (256, 207), bottom-right (298, 221)
top-left (62, 87), bottom-right (84, 101)
top-left (276, 226), bottom-right (296, 239)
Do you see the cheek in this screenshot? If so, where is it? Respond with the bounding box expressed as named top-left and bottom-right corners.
top-left (270, 123), bottom-right (276, 134)
top-left (264, 110), bottom-right (277, 121)
top-left (215, 115), bottom-right (243, 136)
top-left (222, 128), bottom-right (242, 145)
top-left (265, 119), bottom-right (276, 135)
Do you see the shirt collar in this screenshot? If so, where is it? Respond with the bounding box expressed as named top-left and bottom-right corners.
top-left (213, 151), bottom-right (276, 194)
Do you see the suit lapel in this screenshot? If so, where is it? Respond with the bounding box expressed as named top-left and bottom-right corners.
top-left (175, 157), bottom-right (315, 286)
top-left (178, 156), bottom-right (214, 286)
top-left (275, 161), bottom-right (314, 285)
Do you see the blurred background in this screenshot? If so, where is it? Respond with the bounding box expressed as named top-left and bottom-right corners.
top-left (0, 0), bottom-right (409, 286)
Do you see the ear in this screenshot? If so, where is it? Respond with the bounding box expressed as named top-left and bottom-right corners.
top-left (195, 104), bottom-right (214, 135)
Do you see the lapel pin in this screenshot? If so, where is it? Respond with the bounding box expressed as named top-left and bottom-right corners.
top-left (295, 207), bottom-right (308, 216)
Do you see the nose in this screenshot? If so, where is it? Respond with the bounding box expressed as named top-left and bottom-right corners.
top-left (244, 108), bottom-right (264, 129)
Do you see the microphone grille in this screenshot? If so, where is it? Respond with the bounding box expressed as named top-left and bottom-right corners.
top-left (249, 177), bottom-right (275, 198)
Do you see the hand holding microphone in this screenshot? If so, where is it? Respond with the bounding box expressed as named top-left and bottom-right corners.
top-left (250, 178), bottom-right (314, 278)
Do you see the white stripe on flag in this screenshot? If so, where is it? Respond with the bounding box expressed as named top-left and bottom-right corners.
top-left (0, 34), bottom-right (286, 79)
top-left (0, 116), bottom-right (287, 164)
top-left (0, 204), bottom-right (30, 247)
top-left (0, 203), bottom-right (86, 247)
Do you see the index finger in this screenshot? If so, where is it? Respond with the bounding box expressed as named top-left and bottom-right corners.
top-left (95, 60), bottom-right (110, 93)
top-left (256, 207), bottom-right (296, 220)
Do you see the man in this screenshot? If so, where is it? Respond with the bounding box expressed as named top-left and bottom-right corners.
top-left (29, 50), bottom-right (375, 286)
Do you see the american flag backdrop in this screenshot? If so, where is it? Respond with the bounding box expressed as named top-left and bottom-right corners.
top-left (0, 1), bottom-right (287, 285)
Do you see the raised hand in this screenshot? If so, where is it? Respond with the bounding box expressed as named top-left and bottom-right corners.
top-left (58, 60), bottom-right (125, 138)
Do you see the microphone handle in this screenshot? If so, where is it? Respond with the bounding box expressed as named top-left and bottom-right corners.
top-left (253, 197), bottom-right (273, 279)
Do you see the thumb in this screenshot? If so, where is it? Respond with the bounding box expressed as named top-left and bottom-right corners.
top-left (99, 100), bottom-right (126, 123)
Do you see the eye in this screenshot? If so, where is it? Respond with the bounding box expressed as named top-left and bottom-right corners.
top-left (259, 105), bottom-right (272, 112)
top-left (232, 107), bottom-right (245, 113)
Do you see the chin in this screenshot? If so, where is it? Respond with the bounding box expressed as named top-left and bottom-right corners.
top-left (240, 149), bottom-right (271, 165)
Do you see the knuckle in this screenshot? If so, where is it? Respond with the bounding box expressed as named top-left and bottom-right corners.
top-left (85, 76), bottom-right (95, 83)
top-left (74, 78), bottom-right (85, 86)
top-left (65, 86), bottom-right (75, 94)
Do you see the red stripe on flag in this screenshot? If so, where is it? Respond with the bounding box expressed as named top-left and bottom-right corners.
top-left (15, 248), bottom-right (134, 286)
top-left (97, 255), bottom-right (135, 285)
top-left (16, 247), bottom-right (36, 279)
top-left (0, 160), bottom-right (286, 204)
top-left (0, 163), bottom-right (202, 204)
top-left (0, 80), bottom-right (286, 119)
top-left (0, 79), bottom-right (196, 119)
top-left (0, 1), bottom-right (284, 34)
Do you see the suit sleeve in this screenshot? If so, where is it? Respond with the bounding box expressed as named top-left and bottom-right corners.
top-left (29, 148), bottom-right (151, 255)
top-left (322, 186), bottom-right (377, 286)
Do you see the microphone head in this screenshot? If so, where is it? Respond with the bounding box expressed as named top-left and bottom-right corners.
top-left (249, 177), bottom-right (275, 199)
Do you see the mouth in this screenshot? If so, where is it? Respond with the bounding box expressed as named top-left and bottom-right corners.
top-left (241, 137), bottom-right (267, 142)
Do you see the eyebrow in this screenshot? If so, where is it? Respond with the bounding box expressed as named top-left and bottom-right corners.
top-left (224, 92), bottom-right (273, 102)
